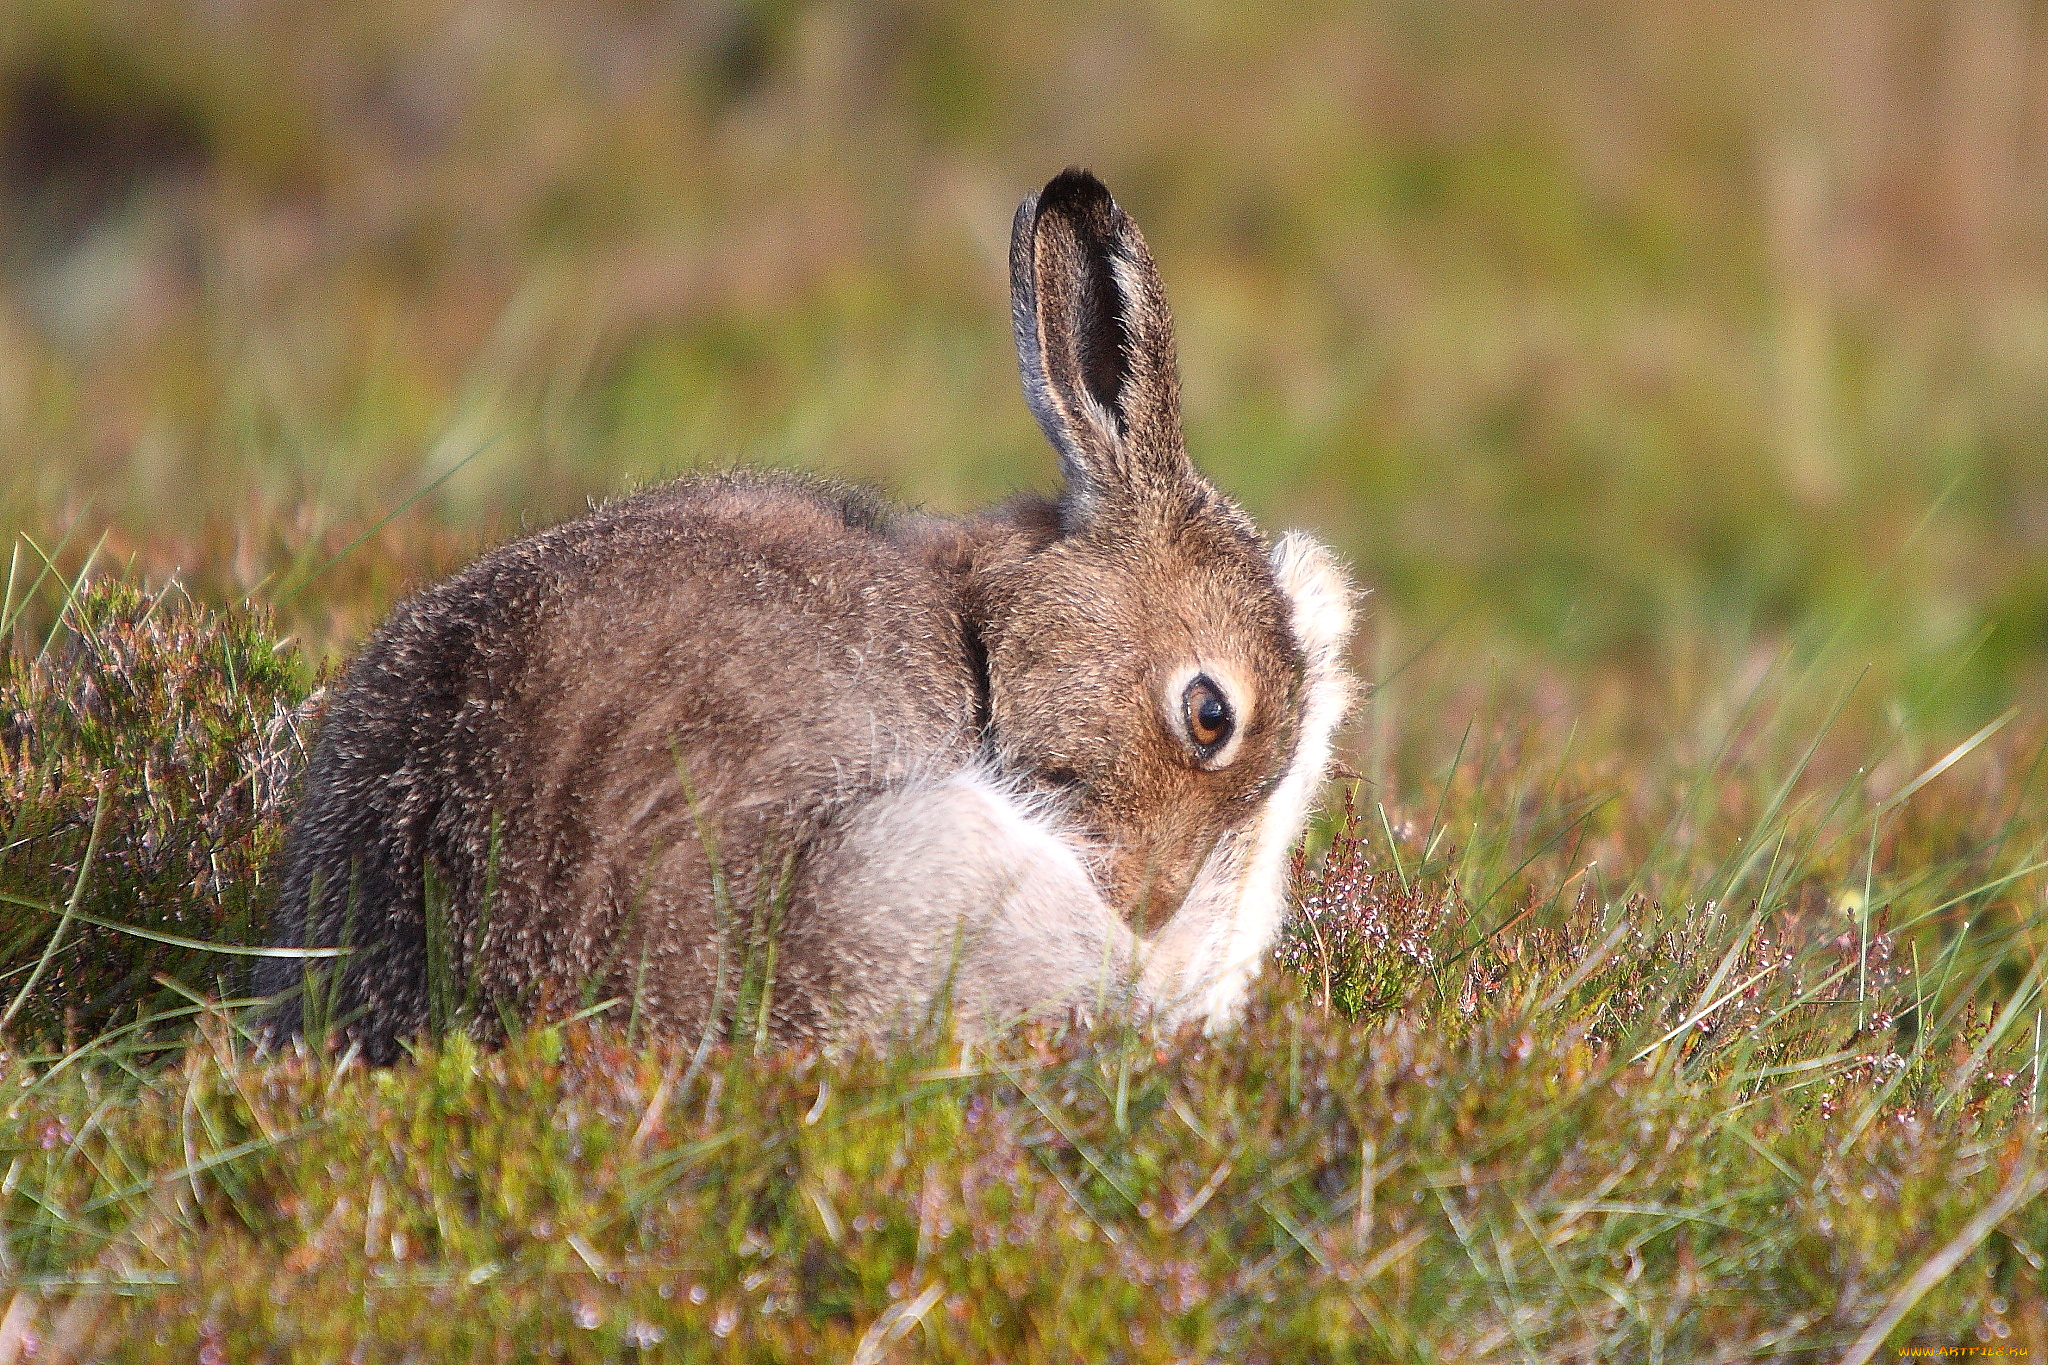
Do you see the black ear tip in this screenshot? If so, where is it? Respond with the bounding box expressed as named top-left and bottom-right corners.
top-left (1036, 166), bottom-right (1116, 218)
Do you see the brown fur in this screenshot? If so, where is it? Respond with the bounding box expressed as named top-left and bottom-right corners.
top-left (260, 169), bottom-right (1352, 1060)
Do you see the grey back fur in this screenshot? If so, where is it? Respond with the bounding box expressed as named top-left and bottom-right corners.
top-left (260, 169), bottom-right (1356, 1062)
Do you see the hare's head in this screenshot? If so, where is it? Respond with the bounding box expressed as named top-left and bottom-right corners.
top-left (978, 169), bottom-right (1354, 930)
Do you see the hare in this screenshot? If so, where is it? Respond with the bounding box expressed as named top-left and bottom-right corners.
top-left (259, 169), bottom-right (1356, 1062)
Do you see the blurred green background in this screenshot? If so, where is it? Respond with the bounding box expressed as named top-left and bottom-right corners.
top-left (4, 0), bottom-right (2047, 725)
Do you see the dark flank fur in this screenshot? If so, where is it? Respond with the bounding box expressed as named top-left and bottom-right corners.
top-left (262, 170), bottom-right (1313, 1061)
top-left (259, 471), bottom-right (1018, 1059)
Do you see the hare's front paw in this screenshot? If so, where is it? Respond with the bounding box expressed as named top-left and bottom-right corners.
top-left (1194, 959), bottom-right (1262, 1031)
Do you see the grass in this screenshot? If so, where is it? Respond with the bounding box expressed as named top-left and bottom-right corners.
top-left (7, 0), bottom-right (2048, 727)
top-left (4, 1), bottom-right (2048, 1356)
top-left (4, 994), bottom-right (2041, 1362)
top-left (0, 560), bottom-right (2042, 1360)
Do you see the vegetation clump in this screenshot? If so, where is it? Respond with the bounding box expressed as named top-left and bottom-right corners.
top-left (0, 577), bottom-right (309, 1049)
top-left (1278, 789), bottom-right (1456, 1020)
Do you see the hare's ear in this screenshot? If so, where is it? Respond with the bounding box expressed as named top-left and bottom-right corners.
top-left (1011, 168), bottom-right (1191, 525)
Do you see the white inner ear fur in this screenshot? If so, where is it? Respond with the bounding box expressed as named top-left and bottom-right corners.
top-left (1161, 661), bottom-right (1251, 770)
top-left (1137, 532), bottom-right (1359, 1026)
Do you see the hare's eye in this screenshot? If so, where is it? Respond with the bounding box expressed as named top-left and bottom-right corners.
top-left (1182, 676), bottom-right (1235, 755)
